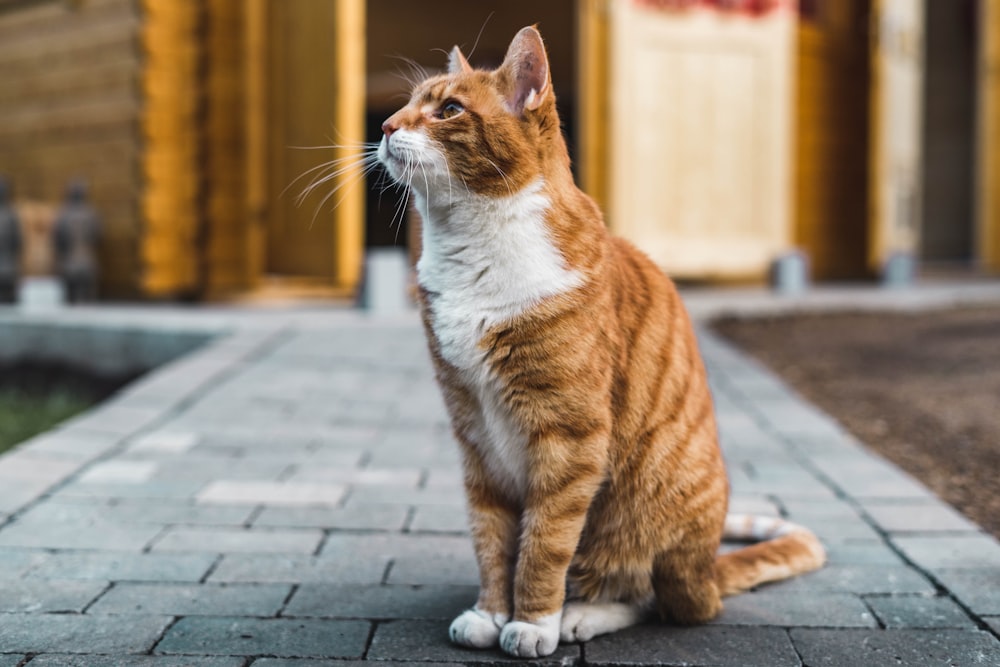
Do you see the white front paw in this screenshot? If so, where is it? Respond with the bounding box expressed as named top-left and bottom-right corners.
top-left (449, 608), bottom-right (507, 648)
top-left (560, 601), bottom-right (643, 642)
top-left (498, 612), bottom-right (561, 658)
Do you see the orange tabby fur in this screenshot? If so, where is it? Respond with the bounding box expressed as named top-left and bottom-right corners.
top-left (378, 26), bottom-right (824, 658)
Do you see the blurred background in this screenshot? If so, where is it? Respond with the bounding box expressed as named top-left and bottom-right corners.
top-left (0, 0), bottom-right (997, 303)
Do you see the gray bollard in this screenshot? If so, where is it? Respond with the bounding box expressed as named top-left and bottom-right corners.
top-left (882, 251), bottom-right (916, 288)
top-left (770, 250), bottom-right (810, 295)
top-left (361, 247), bottom-right (410, 315)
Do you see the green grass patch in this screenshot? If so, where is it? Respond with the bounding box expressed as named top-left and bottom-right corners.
top-left (0, 388), bottom-right (93, 454)
top-left (0, 363), bottom-right (131, 455)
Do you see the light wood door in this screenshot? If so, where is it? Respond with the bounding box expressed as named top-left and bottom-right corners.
top-left (978, 0), bottom-right (1000, 272)
top-left (795, 1), bottom-right (871, 279)
top-left (264, 0), bottom-right (364, 287)
top-left (867, 0), bottom-right (924, 273)
top-left (607, 2), bottom-right (796, 279)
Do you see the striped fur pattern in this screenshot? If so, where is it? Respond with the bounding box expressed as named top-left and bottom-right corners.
top-left (377, 27), bottom-right (825, 658)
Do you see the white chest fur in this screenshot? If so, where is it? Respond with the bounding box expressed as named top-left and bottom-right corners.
top-left (416, 179), bottom-right (583, 497)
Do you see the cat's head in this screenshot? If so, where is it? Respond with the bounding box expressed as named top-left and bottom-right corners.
top-left (378, 26), bottom-right (567, 201)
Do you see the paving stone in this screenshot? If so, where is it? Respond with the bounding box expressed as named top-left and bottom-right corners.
top-left (864, 595), bottom-right (977, 629)
top-left (209, 553), bottom-right (388, 585)
top-left (388, 553), bottom-right (480, 586)
top-left (128, 431), bottom-right (201, 454)
top-left (77, 461), bottom-right (159, 484)
top-left (712, 591), bottom-right (876, 627)
top-left (791, 628), bottom-right (1000, 667)
top-left (408, 505), bottom-right (469, 533)
top-left (0, 517), bottom-right (163, 551)
top-left (196, 480), bottom-right (346, 506)
top-left (100, 500), bottom-right (256, 526)
top-left (0, 547), bottom-right (50, 578)
top-left (862, 500), bottom-right (980, 533)
top-left (0, 613), bottom-right (172, 653)
top-left (26, 657), bottom-right (243, 667)
top-left (88, 582), bottom-right (292, 616)
top-left (0, 580), bottom-right (107, 612)
top-left (0, 658), bottom-right (22, 667)
top-left (153, 526), bottom-right (323, 554)
top-left (250, 662), bottom-right (423, 667)
top-left (985, 617), bottom-right (1000, 635)
top-left (586, 624), bottom-right (800, 667)
top-left (761, 565), bottom-right (934, 595)
top-left (345, 487), bottom-right (466, 507)
top-left (892, 534), bottom-right (1000, 569)
top-left (53, 479), bottom-right (207, 501)
top-left (0, 453), bottom-right (82, 484)
top-left (368, 618), bottom-right (580, 664)
top-left (289, 466), bottom-right (422, 487)
top-left (285, 584), bottom-right (477, 619)
top-left (156, 616), bottom-right (370, 658)
top-left (821, 541), bottom-right (906, 566)
top-left (13, 430), bottom-right (120, 462)
top-left (27, 552), bottom-right (216, 582)
top-left (931, 569), bottom-right (1000, 616)
top-left (254, 504), bottom-right (408, 531)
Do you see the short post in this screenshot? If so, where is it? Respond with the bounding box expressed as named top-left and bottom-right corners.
top-left (0, 177), bottom-right (20, 303)
top-left (360, 247), bottom-right (411, 316)
top-left (53, 180), bottom-right (101, 303)
top-left (770, 249), bottom-right (810, 295)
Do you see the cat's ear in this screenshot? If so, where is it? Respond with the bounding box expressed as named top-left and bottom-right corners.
top-left (499, 26), bottom-right (550, 115)
top-left (448, 46), bottom-right (473, 75)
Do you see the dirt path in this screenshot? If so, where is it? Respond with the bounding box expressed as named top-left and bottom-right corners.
top-left (713, 307), bottom-right (1000, 539)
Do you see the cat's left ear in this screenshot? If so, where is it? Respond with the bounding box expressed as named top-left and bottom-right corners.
top-left (499, 26), bottom-right (550, 115)
top-left (448, 46), bottom-right (473, 75)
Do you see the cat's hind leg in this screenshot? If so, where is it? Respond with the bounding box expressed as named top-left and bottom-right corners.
top-left (559, 600), bottom-right (649, 642)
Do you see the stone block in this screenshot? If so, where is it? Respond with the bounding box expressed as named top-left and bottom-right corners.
top-left (0, 580), bottom-right (106, 613)
top-left (254, 505), bottom-right (407, 531)
top-left (712, 591), bottom-right (876, 628)
top-left (864, 595), bottom-right (977, 629)
top-left (196, 480), bottom-right (347, 507)
top-left (27, 657), bottom-right (244, 667)
top-left (156, 616), bottom-right (371, 659)
top-left (77, 461), bottom-right (159, 484)
top-left (892, 534), bottom-right (1000, 569)
top-left (931, 568), bottom-right (1000, 616)
top-left (27, 552), bottom-right (215, 583)
top-left (0, 547), bottom-right (50, 579)
top-left (586, 624), bottom-right (800, 667)
top-left (0, 517), bottom-right (163, 551)
top-left (862, 500), bottom-right (979, 533)
top-left (88, 582), bottom-right (292, 616)
top-left (284, 583), bottom-right (477, 619)
top-left (367, 619), bottom-right (580, 664)
top-left (0, 613), bottom-right (172, 654)
top-left (408, 505), bottom-right (469, 533)
top-left (153, 527), bottom-right (323, 554)
top-left (761, 565), bottom-right (934, 595)
top-left (209, 553), bottom-right (388, 585)
top-left (791, 628), bottom-right (1000, 667)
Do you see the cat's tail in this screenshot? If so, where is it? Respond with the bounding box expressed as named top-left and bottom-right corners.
top-left (714, 514), bottom-right (826, 596)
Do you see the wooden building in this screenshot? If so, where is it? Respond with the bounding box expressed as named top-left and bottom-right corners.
top-left (0, 0), bottom-right (997, 300)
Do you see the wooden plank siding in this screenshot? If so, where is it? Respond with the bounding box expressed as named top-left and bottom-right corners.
top-left (202, 0), bottom-right (250, 296)
top-left (140, 0), bottom-right (203, 297)
top-left (980, 0), bottom-right (1000, 272)
top-left (794, 1), bottom-right (872, 279)
top-left (0, 0), bottom-right (141, 296)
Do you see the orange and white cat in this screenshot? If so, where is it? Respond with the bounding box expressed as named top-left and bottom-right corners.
top-left (377, 26), bottom-right (824, 658)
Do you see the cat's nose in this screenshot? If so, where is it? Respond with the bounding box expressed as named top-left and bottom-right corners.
top-left (381, 119), bottom-right (399, 138)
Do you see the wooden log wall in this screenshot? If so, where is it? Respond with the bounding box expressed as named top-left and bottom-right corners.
top-left (0, 0), bottom-right (142, 297)
top-left (140, 0), bottom-right (203, 297)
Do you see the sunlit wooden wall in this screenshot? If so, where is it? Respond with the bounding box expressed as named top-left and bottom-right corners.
top-left (0, 0), bottom-right (142, 296)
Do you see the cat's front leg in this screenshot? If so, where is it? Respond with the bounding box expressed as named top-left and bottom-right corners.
top-left (500, 457), bottom-right (604, 658)
top-left (449, 453), bottom-right (519, 649)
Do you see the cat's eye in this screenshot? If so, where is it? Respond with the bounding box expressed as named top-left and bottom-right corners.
top-left (439, 101), bottom-right (464, 119)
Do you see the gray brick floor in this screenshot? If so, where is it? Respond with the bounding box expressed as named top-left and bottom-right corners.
top-left (0, 297), bottom-right (999, 665)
